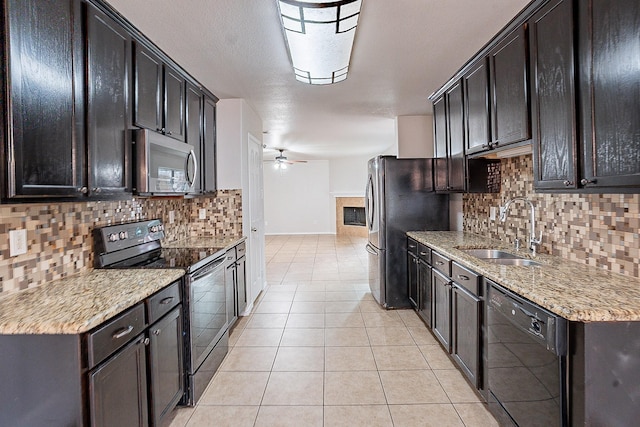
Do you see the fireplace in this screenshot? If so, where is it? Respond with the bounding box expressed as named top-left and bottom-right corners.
top-left (335, 197), bottom-right (367, 237)
top-left (343, 207), bottom-right (366, 226)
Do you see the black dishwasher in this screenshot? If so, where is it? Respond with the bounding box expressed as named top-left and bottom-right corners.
top-left (486, 280), bottom-right (568, 427)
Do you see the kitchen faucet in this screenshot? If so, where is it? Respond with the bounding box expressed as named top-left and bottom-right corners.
top-left (499, 197), bottom-right (543, 256)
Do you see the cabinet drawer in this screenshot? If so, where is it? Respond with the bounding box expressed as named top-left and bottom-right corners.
top-left (407, 238), bottom-right (418, 255)
top-left (235, 241), bottom-right (246, 258)
top-left (147, 280), bottom-right (181, 324)
top-left (86, 303), bottom-right (146, 368)
top-left (452, 262), bottom-right (481, 296)
top-left (432, 251), bottom-right (451, 276)
top-left (417, 243), bottom-right (431, 264)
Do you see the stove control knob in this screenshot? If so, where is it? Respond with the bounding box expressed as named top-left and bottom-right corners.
top-left (119, 231), bottom-right (127, 240)
top-left (108, 233), bottom-right (119, 242)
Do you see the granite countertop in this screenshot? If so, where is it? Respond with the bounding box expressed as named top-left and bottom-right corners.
top-left (163, 235), bottom-right (246, 250)
top-left (407, 231), bottom-right (640, 322)
top-left (0, 269), bottom-right (185, 335)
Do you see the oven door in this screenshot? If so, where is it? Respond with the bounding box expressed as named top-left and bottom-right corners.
top-left (185, 255), bottom-right (227, 371)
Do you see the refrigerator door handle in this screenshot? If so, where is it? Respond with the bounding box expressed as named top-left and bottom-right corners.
top-left (365, 175), bottom-right (375, 230)
top-left (365, 243), bottom-right (378, 255)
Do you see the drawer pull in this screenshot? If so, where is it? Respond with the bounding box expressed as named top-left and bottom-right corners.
top-left (112, 325), bottom-right (134, 340)
top-left (419, 251), bottom-right (428, 256)
top-left (160, 296), bottom-right (175, 305)
top-left (435, 261), bottom-right (444, 265)
top-left (457, 274), bottom-right (470, 281)
top-left (408, 244), bottom-right (416, 249)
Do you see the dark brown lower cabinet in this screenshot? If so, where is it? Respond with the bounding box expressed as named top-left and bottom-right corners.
top-left (417, 259), bottom-right (433, 327)
top-left (89, 334), bottom-right (149, 427)
top-left (408, 251), bottom-right (419, 309)
top-left (432, 269), bottom-right (452, 351)
top-left (148, 306), bottom-right (184, 427)
top-left (452, 284), bottom-right (481, 388)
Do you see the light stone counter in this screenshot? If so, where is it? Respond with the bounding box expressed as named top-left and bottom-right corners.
top-left (407, 231), bottom-right (640, 322)
top-left (0, 269), bottom-right (184, 335)
top-left (163, 235), bottom-right (246, 250)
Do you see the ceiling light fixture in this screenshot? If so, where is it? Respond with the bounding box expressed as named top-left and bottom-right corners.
top-left (277, 0), bottom-right (362, 85)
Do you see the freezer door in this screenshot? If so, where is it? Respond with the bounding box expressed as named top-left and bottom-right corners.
top-left (365, 242), bottom-right (386, 306)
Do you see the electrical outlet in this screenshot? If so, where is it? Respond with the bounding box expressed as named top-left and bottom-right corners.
top-left (169, 210), bottom-right (175, 224)
top-left (489, 206), bottom-right (497, 221)
top-left (9, 229), bottom-right (27, 256)
top-left (199, 208), bottom-right (207, 220)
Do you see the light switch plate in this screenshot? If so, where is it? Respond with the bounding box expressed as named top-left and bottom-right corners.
top-left (199, 208), bottom-right (207, 220)
top-left (9, 229), bottom-right (27, 256)
top-left (169, 210), bottom-right (175, 224)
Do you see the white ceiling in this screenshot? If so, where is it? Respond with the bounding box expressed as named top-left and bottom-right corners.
top-left (106, 0), bottom-right (530, 160)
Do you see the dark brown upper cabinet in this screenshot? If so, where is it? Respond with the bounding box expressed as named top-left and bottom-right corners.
top-left (202, 93), bottom-right (217, 193)
top-left (86, 3), bottom-right (133, 198)
top-left (446, 81), bottom-right (466, 192)
top-left (489, 24), bottom-right (531, 149)
top-left (463, 58), bottom-right (491, 156)
top-left (433, 82), bottom-right (466, 193)
top-left (185, 82), bottom-right (203, 194)
top-left (433, 95), bottom-right (449, 192)
top-left (578, 0), bottom-right (640, 189)
top-left (3, 0), bottom-right (86, 200)
top-left (133, 43), bottom-right (185, 142)
top-left (529, 0), bottom-right (578, 190)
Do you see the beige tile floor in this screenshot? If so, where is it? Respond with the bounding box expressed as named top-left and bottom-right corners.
top-left (169, 234), bottom-right (499, 427)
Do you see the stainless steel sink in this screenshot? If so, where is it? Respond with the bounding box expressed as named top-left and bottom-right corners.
top-left (461, 248), bottom-right (541, 267)
top-left (462, 249), bottom-right (520, 259)
top-left (486, 258), bottom-right (541, 267)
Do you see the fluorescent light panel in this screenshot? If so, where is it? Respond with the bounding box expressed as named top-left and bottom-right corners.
top-left (278, 0), bottom-right (362, 85)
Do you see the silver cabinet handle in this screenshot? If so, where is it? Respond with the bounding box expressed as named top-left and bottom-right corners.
top-left (457, 274), bottom-right (469, 281)
top-left (435, 261), bottom-right (444, 265)
top-left (419, 251), bottom-right (428, 256)
top-left (408, 244), bottom-right (416, 249)
top-left (153, 329), bottom-right (161, 336)
top-left (78, 187), bottom-right (88, 194)
top-left (563, 180), bottom-right (574, 186)
top-left (159, 296), bottom-right (174, 305)
top-left (112, 325), bottom-right (134, 339)
top-left (580, 178), bottom-right (596, 186)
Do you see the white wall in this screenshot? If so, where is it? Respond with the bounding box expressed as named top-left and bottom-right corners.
top-left (329, 155), bottom-right (370, 196)
top-left (264, 160), bottom-right (332, 234)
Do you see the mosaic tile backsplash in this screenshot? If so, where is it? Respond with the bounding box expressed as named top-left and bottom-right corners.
top-left (0, 190), bottom-right (242, 294)
top-left (464, 155), bottom-right (640, 278)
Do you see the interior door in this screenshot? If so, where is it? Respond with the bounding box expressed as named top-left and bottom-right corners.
top-left (248, 134), bottom-right (266, 309)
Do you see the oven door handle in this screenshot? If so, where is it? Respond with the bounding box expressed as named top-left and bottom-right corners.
top-left (191, 257), bottom-right (226, 280)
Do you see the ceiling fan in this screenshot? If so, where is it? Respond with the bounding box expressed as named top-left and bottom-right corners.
top-left (273, 149), bottom-right (307, 169)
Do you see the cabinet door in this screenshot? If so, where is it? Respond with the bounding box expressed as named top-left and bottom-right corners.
top-left (464, 58), bottom-right (491, 155)
top-left (186, 83), bottom-right (203, 194)
top-left (163, 66), bottom-right (186, 141)
top-left (5, 0), bottom-right (85, 198)
top-left (86, 4), bottom-right (132, 197)
top-left (489, 25), bottom-right (531, 148)
top-left (433, 95), bottom-right (448, 192)
top-left (89, 335), bottom-right (148, 427)
top-left (236, 256), bottom-right (247, 316)
top-left (432, 269), bottom-right (451, 351)
top-left (417, 260), bottom-right (432, 327)
top-left (530, 0), bottom-right (578, 190)
top-left (202, 94), bottom-right (217, 192)
top-left (578, 0), bottom-right (640, 188)
top-left (452, 284), bottom-right (481, 388)
top-left (148, 307), bottom-right (184, 427)
top-left (407, 252), bottom-right (419, 309)
top-left (133, 43), bottom-right (162, 132)
top-left (446, 81), bottom-right (465, 192)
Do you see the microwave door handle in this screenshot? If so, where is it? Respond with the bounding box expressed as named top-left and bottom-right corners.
top-left (187, 149), bottom-right (197, 189)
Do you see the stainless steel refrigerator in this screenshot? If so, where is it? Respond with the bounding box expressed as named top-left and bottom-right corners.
top-left (365, 156), bottom-right (449, 308)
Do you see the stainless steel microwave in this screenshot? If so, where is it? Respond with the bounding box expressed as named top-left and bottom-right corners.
top-left (134, 129), bottom-right (197, 195)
